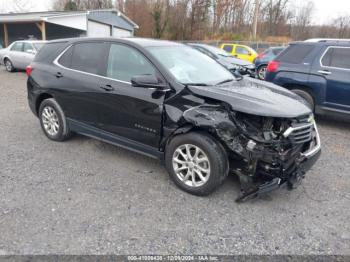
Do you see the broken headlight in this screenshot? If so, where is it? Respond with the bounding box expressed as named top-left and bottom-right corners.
top-left (233, 112), bottom-right (288, 143)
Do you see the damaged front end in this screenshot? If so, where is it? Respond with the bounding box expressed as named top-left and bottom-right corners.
top-left (182, 104), bottom-right (321, 202)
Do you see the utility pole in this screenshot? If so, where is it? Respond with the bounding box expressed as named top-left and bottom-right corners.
top-left (252, 0), bottom-right (260, 39)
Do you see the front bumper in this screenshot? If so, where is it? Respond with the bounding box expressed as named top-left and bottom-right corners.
top-left (235, 122), bottom-right (321, 202)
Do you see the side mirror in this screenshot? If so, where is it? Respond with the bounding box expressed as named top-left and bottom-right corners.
top-left (131, 74), bottom-right (166, 89)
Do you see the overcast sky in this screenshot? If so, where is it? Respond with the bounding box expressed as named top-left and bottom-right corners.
top-left (1, 0), bottom-right (349, 25)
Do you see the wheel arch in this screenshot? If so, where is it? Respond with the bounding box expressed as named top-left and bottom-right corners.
top-left (35, 93), bottom-right (54, 116)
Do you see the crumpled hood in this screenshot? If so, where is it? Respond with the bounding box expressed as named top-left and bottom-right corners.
top-left (187, 77), bottom-right (312, 118)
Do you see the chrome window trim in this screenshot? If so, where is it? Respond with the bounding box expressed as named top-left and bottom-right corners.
top-left (319, 46), bottom-right (350, 71)
top-left (53, 44), bottom-right (131, 85)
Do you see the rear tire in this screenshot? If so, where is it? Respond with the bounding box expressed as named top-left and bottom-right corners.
top-left (165, 132), bottom-right (229, 196)
top-left (4, 59), bottom-right (14, 72)
top-left (291, 89), bottom-right (315, 111)
top-left (39, 98), bottom-right (71, 142)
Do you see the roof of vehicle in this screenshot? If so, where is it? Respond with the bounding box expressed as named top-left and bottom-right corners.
top-left (292, 39), bottom-right (350, 46)
top-left (12, 40), bottom-right (47, 44)
top-left (46, 37), bottom-right (183, 47)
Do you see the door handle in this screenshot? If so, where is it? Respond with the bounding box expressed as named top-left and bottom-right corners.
top-left (100, 84), bottom-right (114, 91)
top-left (318, 70), bottom-right (332, 75)
top-left (55, 72), bottom-right (63, 78)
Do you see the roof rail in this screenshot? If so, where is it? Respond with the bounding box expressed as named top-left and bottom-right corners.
top-left (305, 38), bottom-right (350, 43)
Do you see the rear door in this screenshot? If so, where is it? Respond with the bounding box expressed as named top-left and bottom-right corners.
top-left (22, 42), bottom-right (36, 67)
top-left (53, 41), bottom-right (110, 127)
top-left (319, 46), bottom-right (350, 110)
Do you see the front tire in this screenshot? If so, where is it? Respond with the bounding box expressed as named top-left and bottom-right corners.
top-left (165, 132), bottom-right (229, 196)
top-left (257, 65), bottom-right (267, 80)
top-left (39, 98), bottom-right (71, 141)
top-left (4, 59), bottom-right (14, 72)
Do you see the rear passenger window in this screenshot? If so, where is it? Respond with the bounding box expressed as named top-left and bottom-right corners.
top-left (34, 42), bottom-right (67, 63)
top-left (272, 48), bottom-right (284, 56)
top-left (324, 47), bottom-right (350, 69)
top-left (23, 43), bottom-right (33, 53)
top-left (106, 44), bottom-right (156, 82)
top-left (222, 45), bottom-right (233, 53)
top-left (278, 45), bottom-right (315, 64)
top-left (58, 46), bottom-right (73, 67)
top-left (70, 42), bottom-right (108, 75)
top-left (321, 48), bottom-right (332, 66)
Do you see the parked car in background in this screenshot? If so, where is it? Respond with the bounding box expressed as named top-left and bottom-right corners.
top-left (219, 43), bottom-right (258, 63)
top-left (27, 37), bottom-right (320, 201)
top-left (189, 43), bottom-right (256, 77)
top-left (266, 39), bottom-right (350, 118)
top-left (0, 40), bottom-right (46, 72)
top-left (254, 46), bottom-right (285, 80)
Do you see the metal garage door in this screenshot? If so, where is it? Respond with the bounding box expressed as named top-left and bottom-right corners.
top-left (87, 21), bottom-right (111, 37)
top-left (112, 27), bottom-right (131, 38)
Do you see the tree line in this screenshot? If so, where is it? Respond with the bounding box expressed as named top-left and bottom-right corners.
top-left (53, 0), bottom-right (350, 41)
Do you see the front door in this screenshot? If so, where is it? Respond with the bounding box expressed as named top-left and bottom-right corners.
top-left (235, 45), bottom-right (252, 62)
top-left (9, 42), bottom-right (24, 68)
top-left (97, 43), bottom-right (166, 148)
top-left (319, 46), bottom-right (350, 110)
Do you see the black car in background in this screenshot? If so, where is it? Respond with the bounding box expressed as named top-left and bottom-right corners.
top-left (254, 46), bottom-right (285, 80)
top-left (266, 39), bottom-right (350, 118)
top-left (189, 43), bottom-right (256, 78)
top-left (27, 38), bottom-right (321, 201)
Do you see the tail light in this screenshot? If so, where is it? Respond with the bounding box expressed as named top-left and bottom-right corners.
top-left (267, 60), bottom-right (280, 73)
top-left (26, 65), bottom-right (33, 76)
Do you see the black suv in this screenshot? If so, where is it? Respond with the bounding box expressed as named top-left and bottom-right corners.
top-left (266, 39), bottom-right (350, 117)
top-left (27, 38), bottom-right (321, 201)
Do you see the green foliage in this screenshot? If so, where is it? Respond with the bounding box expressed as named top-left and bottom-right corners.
top-left (64, 0), bottom-right (78, 11)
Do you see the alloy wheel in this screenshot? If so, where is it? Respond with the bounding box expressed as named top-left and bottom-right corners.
top-left (172, 144), bottom-right (211, 187)
top-left (41, 106), bottom-right (60, 136)
top-left (5, 60), bottom-right (12, 71)
top-left (258, 66), bottom-right (267, 80)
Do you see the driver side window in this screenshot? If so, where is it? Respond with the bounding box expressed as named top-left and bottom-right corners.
top-left (236, 46), bottom-right (250, 55)
top-left (11, 42), bottom-right (23, 52)
top-left (106, 44), bottom-right (156, 82)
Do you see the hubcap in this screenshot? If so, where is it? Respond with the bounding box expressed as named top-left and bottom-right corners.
top-left (258, 67), bottom-right (267, 79)
top-left (5, 61), bottom-right (12, 71)
top-left (42, 106), bottom-right (59, 136)
top-left (172, 144), bottom-right (210, 187)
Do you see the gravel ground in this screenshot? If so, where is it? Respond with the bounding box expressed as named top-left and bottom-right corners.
top-left (0, 68), bottom-right (349, 255)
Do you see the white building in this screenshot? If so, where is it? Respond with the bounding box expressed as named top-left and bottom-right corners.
top-left (0, 9), bottom-right (139, 47)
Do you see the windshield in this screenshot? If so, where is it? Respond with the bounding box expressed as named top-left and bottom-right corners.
top-left (148, 45), bottom-right (234, 85)
top-left (33, 43), bottom-right (45, 51)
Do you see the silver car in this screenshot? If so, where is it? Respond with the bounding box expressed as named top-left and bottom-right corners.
top-left (0, 40), bottom-right (46, 72)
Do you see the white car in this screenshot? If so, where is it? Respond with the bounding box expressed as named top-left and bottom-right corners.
top-left (0, 40), bottom-right (46, 72)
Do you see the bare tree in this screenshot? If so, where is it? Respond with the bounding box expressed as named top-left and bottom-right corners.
top-left (11, 0), bottom-right (34, 12)
top-left (291, 0), bottom-right (314, 40)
